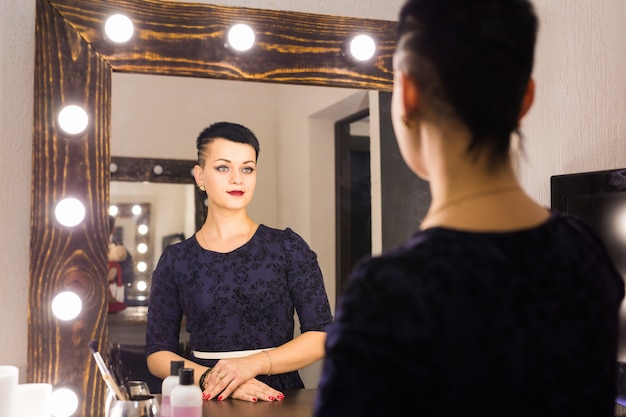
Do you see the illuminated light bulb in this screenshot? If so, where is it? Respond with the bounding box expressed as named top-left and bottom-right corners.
top-left (57, 105), bottom-right (88, 135)
top-left (51, 387), bottom-right (79, 417)
top-left (137, 280), bottom-right (148, 292)
top-left (104, 14), bottom-right (134, 43)
top-left (349, 34), bottom-right (376, 62)
top-left (137, 243), bottom-right (148, 254)
top-left (226, 23), bottom-right (255, 52)
top-left (137, 261), bottom-right (147, 272)
top-left (132, 205), bottom-right (142, 215)
top-left (109, 205), bottom-right (119, 216)
top-left (55, 198), bottom-right (86, 227)
top-left (137, 224), bottom-right (148, 235)
top-left (51, 291), bottom-right (82, 321)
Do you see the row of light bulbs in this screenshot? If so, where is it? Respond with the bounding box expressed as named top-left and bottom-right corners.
top-left (104, 13), bottom-right (378, 62)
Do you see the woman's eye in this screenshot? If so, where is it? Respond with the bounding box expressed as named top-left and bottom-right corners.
top-left (216, 165), bottom-right (229, 172)
top-left (242, 166), bottom-right (254, 174)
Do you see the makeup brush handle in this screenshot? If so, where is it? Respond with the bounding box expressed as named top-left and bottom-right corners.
top-left (92, 352), bottom-right (126, 400)
top-left (103, 374), bottom-right (127, 400)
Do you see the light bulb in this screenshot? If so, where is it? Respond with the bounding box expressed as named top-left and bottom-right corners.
top-left (137, 243), bottom-right (148, 254)
top-left (137, 261), bottom-right (147, 272)
top-left (226, 24), bottom-right (255, 52)
top-left (51, 387), bottom-right (79, 417)
top-left (105, 14), bottom-right (134, 43)
top-left (349, 34), bottom-right (376, 62)
top-left (51, 291), bottom-right (82, 321)
top-left (55, 198), bottom-right (86, 227)
top-left (57, 105), bottom-right (88, 135)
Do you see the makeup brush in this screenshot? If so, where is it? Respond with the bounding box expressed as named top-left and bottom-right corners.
top-left (88, 340), bottom-right (127, 400)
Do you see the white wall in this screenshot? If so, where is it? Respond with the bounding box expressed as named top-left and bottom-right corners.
top-left (2, 0), bottom-right (626, 387)
top-left (520, 1), bottom-right (626, 204)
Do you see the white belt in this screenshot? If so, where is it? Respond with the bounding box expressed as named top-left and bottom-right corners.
top-left (193, 348), bottom-right (275, 360)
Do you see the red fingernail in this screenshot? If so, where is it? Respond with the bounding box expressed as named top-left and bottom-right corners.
top-left (252, 397), bottom-right (258, 402)
top-left (202, 393), bottom-right (210, 400)
top-left (218, 395), bottom-right (223, 401)
top-left (277, 394), bottom-right (285, 401)
top-left (268, 396), bottom-right (275, 401)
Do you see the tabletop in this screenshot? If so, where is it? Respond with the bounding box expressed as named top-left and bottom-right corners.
top-left (201, 388), bottom-right (316, 417)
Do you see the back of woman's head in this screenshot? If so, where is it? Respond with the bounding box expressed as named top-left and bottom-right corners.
top-left (396, 0), bottom-right (538, 162)
top-left (196, 121), bottom-right (260, 166)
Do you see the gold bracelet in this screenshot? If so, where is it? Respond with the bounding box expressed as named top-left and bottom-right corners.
top-left (263, 350), bottom-right (272, 377)
top-left (198, 367), bottom-right (212, 391)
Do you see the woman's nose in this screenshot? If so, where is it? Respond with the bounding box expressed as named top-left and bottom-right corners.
top-left (230, 172), bottom-right (242, 184)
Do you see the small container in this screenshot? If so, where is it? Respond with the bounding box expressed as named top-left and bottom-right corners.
top-left (126, 380), bottom-right (151, 399)
top-left (161, 360), bottom-right (185, 417)
top-left (107, 394), bottom-right (159, 417)
top-left (170, 368), bottom-right (202, 417)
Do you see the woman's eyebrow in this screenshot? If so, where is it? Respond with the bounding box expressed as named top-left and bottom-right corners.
top-left (213, 158), bottom-right (256, 165)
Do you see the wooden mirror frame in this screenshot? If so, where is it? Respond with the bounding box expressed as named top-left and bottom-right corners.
top-left (31, 0), bottom-right (395, 414)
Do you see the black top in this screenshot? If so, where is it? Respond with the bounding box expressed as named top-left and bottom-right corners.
top-left (315, 212), bottom-right (624, 416)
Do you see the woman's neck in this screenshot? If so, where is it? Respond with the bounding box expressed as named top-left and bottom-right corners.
top-left (196, 210), bottom-right (256, 252)
top-left (419, 128), bottom-right (548, 231)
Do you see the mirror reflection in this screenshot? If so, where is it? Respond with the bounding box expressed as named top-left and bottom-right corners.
top-left (108, 73), bottom-right (374, 313)
top-left (109, 182), bottom-right (197, 308)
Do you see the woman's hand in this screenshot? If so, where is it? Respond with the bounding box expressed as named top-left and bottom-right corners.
top-left (229, 378), bottom-right (284, 402)
top-left (201, 357), bottom-right (283, 402)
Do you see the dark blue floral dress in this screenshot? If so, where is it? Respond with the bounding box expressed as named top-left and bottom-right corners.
top-left (146, 225), bottom-right (333, 390)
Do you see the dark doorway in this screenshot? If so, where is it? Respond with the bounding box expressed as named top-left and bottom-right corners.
top-left (335, 109), bottom-right (372, 300)
top-left (378, 92), bottom-right (431, 251)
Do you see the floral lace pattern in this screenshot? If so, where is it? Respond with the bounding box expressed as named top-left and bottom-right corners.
top-left (146, 225), bottom-right (333, 390)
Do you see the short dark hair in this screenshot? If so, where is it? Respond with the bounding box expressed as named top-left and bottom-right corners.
top-left (396, 0), bottom-right (538, 164)
top-left (196, 121), bottom-right (260, 166)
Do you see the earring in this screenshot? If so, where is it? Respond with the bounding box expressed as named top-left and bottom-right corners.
top-left (198, 184), bottom-right (206, 192)
top-left (402, 114), bottom-right (412, 128)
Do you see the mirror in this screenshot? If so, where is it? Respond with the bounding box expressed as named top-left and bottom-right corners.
top-left (108, 154), bottom-right (202, 311)
top-left (109, 73), bottom-right (369, 309)
top-left (31, 0), bottom-right (395, 414)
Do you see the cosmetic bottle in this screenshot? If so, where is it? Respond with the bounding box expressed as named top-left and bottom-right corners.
top-left (171, 368), bottom-right (202, 417)
top-left (161, 360), bottom-right (185, 417)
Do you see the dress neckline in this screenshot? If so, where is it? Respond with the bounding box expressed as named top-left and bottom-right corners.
top-left (194, 224), bottom-right (262, 254)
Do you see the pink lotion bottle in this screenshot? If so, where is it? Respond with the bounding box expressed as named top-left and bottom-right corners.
top-left (171, 368), bottom-right (202, 417)
top-left (161, 360), bottom-right (185, 417)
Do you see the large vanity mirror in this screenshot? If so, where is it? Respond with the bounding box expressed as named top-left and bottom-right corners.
top-left (32, 0), bottom-right (395, 414)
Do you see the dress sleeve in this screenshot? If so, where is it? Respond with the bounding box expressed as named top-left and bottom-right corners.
top-left (283, 228), bottom-right (333, 333)
top-left (145, 246), bottom-right (184, 357)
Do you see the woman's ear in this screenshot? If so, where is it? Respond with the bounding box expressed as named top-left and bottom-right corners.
top-left (399, 70), bottom-right (420, 119)
top-left (518, 78), bottom-right (535, 121)
top-left (193, 164), bottom-right (203, 186)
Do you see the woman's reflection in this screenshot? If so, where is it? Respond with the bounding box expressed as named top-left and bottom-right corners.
top-left (145, 122), bottom-right (333, 402)
top-left (108, 214), bottom-right (135, 313)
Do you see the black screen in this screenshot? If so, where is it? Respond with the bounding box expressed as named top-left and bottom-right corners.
top-left (551, 168), bottom-right (626, 361)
